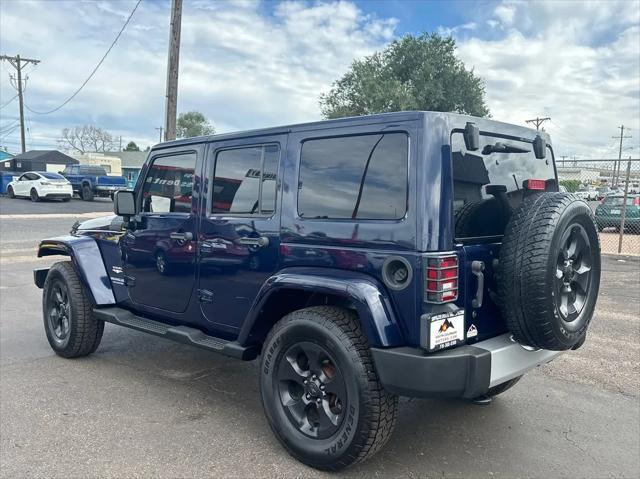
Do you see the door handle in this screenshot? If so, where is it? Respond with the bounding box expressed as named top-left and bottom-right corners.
top-left (239, 236), bottom-right (269, 248)
top-left (471, 260), bottom-right (485, 308)
top-left (170, 231), bottom-right (193, 241)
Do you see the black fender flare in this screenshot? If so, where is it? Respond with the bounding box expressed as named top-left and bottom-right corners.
top-left (237, 267), bottom-right (404, 348)
top-left (36, 235), bottom-right (115, 305)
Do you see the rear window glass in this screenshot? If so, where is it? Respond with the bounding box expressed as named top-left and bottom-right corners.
top-left (604, 196), bottom-right (638, 206)
top-left (40, 172), bottom-right (64, 179)
top-left (451, 132), bottom-right (556, 211)
top-left (80, 166), bottom-right (108, 176)
top-left (298, 133), bottom-right (408, 219)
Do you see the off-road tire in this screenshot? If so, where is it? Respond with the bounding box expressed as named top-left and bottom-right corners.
top-left (30, 188), bottom-right (39, 202)
top-left (454, 198), bottom-right (510, 238)
top-left (7, 186), bottom-right (15, 198)
top-left (260, 306), bottom-right (398, 471)
top-left (497, 193), bottom-right (601, 350)
top-left (42, 261), bottom-right (104, 358)
top-left (486, 376), bottom-right (522, 397)
top-left (81, 185), bottom-right (94, 201)
top-left (62, 197), bottom-right (71, 202)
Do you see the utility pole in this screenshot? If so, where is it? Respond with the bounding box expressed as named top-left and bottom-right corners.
top-left (525, 116), bottom-right (551, 130)
top-left (155, 127), bottom-right (163, 143)
top-left (560, 155), bottom-right (567, 167)
top-left (119, 135), bottom-right (122, 151)
top-left (612, 125), bottom-right (631, 187)
top-left (164, 0), bottom-right (182, 142)
top-left (0, 54), bottom-right (40, 153)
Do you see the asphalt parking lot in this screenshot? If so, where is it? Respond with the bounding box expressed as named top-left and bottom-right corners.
top-left (0, 198), bottom-right (639, 478)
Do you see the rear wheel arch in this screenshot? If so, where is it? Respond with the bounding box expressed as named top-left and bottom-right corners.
top-left (239, 274), bottom-right (404, 350)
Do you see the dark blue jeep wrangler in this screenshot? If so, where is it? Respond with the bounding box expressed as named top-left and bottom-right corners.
top-left (35, 112), bottom-right (600, 470)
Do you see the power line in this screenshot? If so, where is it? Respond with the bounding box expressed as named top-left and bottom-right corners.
top-left (0, 54), bottom-right (41, 153)
top-left (0, 93), bottom-right (19, 110)
top-left (24, 0), bottom-right (142, 116)
top-left (525, 116), bottom-right (551, 130)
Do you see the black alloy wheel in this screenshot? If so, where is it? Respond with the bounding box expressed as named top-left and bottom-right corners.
top-left (260, 306), bottom-right (398, 471)
top-left (7, 186), bottom-right (14, 198)
top-left (276, 341), bottom-right (347, 440)
top-left (555, 224), bottom-right (593, 322)
top-left (46, 280), bottom-right (71, 346)
top-left (30, 188), bottom-right (39, 202)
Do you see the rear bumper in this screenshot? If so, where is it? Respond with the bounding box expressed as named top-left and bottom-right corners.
top-left (371, 334), bottom-right (562, 398)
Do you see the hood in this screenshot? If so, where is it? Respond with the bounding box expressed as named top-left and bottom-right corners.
top-left (72, 215), bottom-right (124, 235)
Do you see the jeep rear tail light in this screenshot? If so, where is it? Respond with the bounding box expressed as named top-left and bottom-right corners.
top-left (524, 179), bottom-right (546, 190)
top-left (425, 255), bottom-right (459, 303)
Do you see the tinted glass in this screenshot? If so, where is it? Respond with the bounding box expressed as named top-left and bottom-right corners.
top-left (212, 144), bottom-right (279, 215)
top-left (40, 172), bottom-right (64, 179)
top-left (604, 196), bottom-right (639, 206)
top-left (80, 166), bottom-right (107, 176)
top-left (141, 153), bottom-right (196, 213)
top-left (298, 133), bottom-right (408, 219)
top-left (451, 132), bottom-right (556, 212)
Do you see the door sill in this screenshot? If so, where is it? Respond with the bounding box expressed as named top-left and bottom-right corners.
top-left (93, 306), bottom-right (258, 360)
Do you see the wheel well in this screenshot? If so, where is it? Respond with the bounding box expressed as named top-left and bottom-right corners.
top-left (248, 289), bottom-right (356, 346)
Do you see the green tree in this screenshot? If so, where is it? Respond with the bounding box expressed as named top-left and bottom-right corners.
top-left (176, 111), bottom-right (215, 138)
top-left (320, 33), bottom-right (489, 119)
top-left (124, 141), bottom-right (140, 151)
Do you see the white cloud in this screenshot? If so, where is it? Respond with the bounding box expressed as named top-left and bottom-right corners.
top-left (0, 0), bottom-right (638, 163)
top-left (0, 0), bottom-right (396, 151)
top-left (455, 0), bottom-right (640, 159)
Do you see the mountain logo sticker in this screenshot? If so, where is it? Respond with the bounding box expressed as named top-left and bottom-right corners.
top-left (467, 324), bottom-right (478, 338)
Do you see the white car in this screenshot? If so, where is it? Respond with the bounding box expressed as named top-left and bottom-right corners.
top-left (574, 188), bottom-right (597, 201)
top-left (6, 171), bottom-right (73, 202)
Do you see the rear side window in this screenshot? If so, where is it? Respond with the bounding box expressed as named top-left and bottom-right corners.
top-left (298, 133), bottom-right (408, 219)
top-left (80, 166), bottom-right (107, 176)
top-left (141, 153), bottom-right (196, 214)
top-left (212, 144), bottom-right (279, 215)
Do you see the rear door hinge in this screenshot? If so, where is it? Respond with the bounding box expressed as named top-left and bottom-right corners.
top-left (198, 289), bottom-right (214, 303)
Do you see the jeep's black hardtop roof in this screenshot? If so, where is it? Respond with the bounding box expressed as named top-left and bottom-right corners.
top-left (153, 111), bottom-right (549, 151)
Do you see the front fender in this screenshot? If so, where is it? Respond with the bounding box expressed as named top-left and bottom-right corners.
top-left (238, 267), bottom-right (404, 348)
top-left (37, 235), bottom-right (115, 305)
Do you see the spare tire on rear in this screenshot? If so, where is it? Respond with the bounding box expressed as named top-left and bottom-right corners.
top-left (497, 193), bottom-right (600, 351)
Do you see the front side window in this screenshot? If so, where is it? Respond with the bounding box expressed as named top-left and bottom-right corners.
top-left (141, 152), bottom-right (196, 213)
top-left (298, 133), bottom-right (409, 219)
top-left (211, 144), bottom-right (279, 215)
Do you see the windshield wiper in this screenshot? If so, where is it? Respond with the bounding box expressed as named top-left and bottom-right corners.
top-left (482, 142), bottom-right (530, 155)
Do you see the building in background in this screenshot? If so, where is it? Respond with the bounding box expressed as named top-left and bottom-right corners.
top-left (105, 151), bottom-right (148, 188)
top-left (1, 150), bottom-right (78, 173)
top-left (69, 152), bottom-right (122, 176)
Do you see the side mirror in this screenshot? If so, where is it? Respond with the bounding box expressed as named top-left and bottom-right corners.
top-left (533, 135), bottom-right (546, 159)
top-left (464, 122), bottom-right (480, 151)
top-left (114, 190), bottom-right (136, 218)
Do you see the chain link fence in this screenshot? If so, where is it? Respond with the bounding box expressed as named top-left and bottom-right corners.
top-left (557, 158), bottom-right (640, 256)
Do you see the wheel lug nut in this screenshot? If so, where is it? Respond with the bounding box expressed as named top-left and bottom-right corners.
top-left (316, 398), bottom-right (322, 404)
top-left (304, 379), bottom-right (308, 384)
top-left (312, 375), bottom-right (317, 380)
top-left (320, 385), bottom-right (325, 391)
top-left (306, 394), bottom-right (310, 399)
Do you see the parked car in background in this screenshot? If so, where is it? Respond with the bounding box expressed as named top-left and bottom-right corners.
top-left (595, 194), bottom-right (640, 232)
top-left (6, 171), bottom-right (72, 202)
top-left (60, 164), bottom-right (126, 201)
top-left (575, 187), bottom-right (597, 201)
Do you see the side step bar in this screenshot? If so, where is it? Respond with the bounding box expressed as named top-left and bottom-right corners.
top-left (93, 307), bottom-right (258, 361)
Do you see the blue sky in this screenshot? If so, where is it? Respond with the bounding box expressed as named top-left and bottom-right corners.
top-left (1, 0), bottom-right (638, 159)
